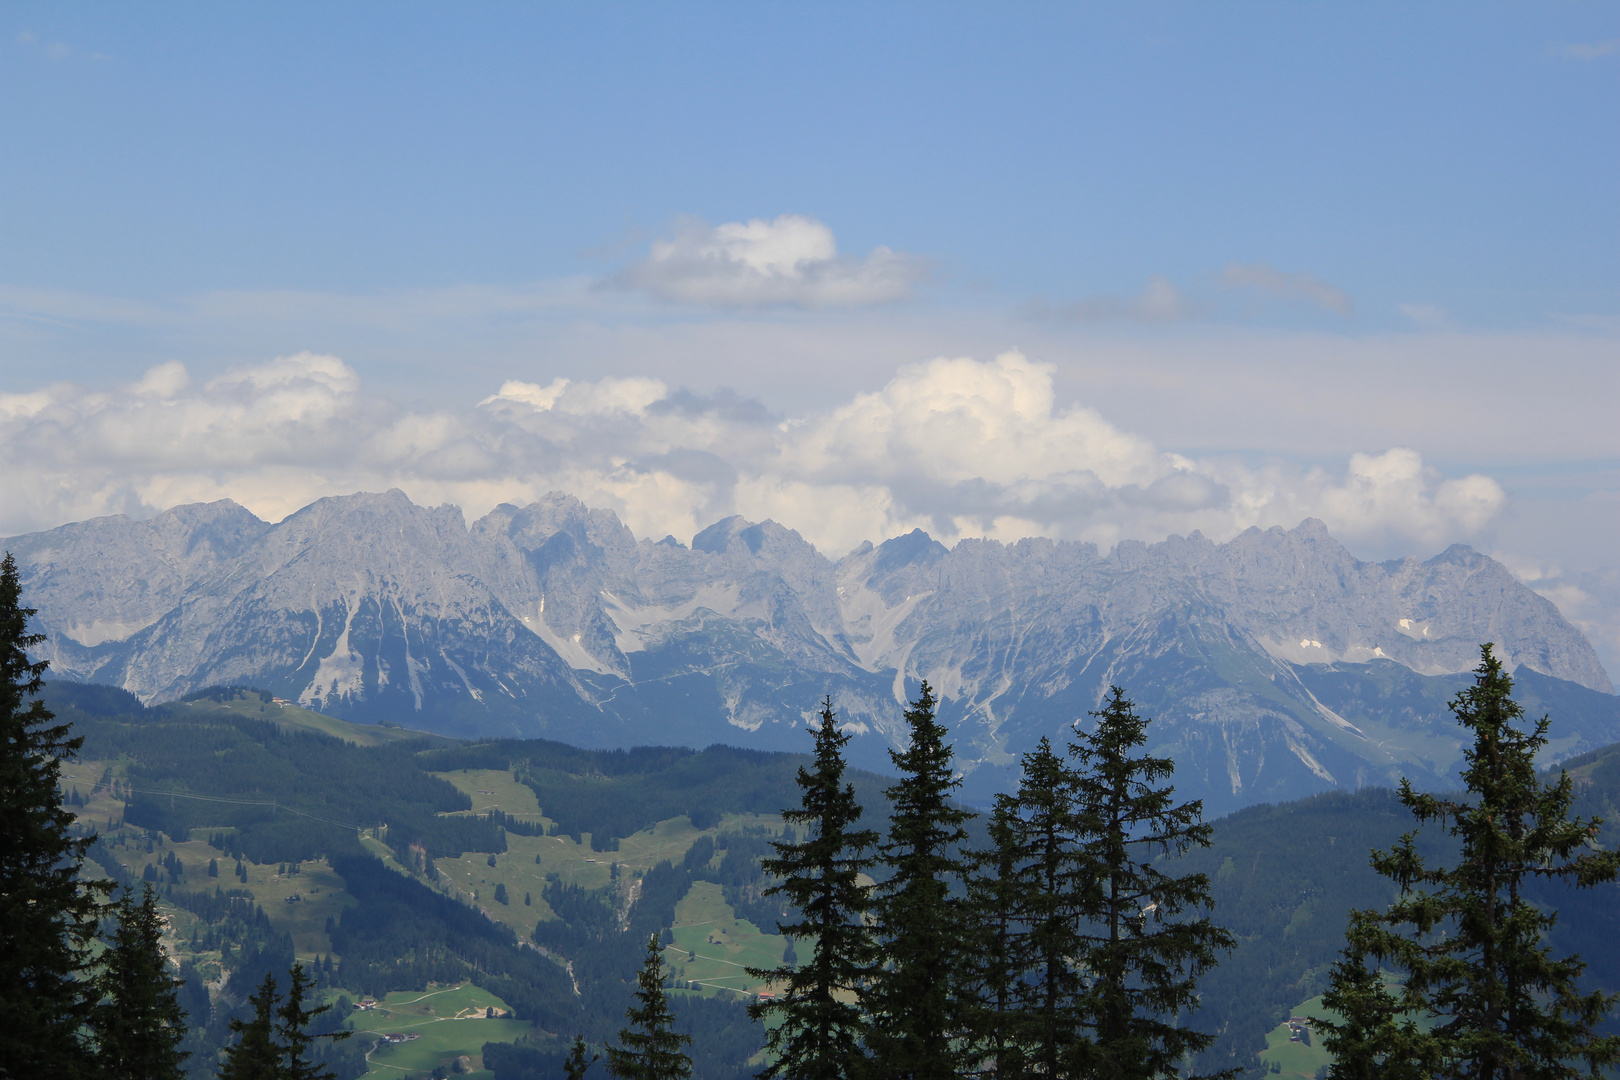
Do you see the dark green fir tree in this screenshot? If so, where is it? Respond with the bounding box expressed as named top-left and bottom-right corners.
top-left (961, 794), bottom-right (1033, 1080)
top-left (1002, 736), bottom-right (1095, 1079)
top-left (1321, 645), bottom-right (1620, 1080)
top-left (219, 973), bottom-right (281, 1080)
top-left (1070, 688), bottom-right (1233, 1080)
top-left (277, 961), bottom-right (348, 1080)
top-left (607, 935), bottom-right (692, 1080)
top-left (565, 1035), bottom-right (600, 1080)
top-left (867, 681), bottom-right (977, 1080)
top-left (748, 698), bottom-right (879, 1080)
top-left (93, 883), bottom-right (190, 1080)
top-left (0, 551), bottom-right (109, 1076)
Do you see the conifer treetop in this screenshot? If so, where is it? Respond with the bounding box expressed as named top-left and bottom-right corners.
top-left (868, 681), bottom-right (977, 1080)
top-left (1069, 687), bottom-right (1234, 1080)
top-left (94, 883), bottom-right (189, 1080)
top-left (0, 551), bottom-right (109, 1075)
top-left (749, 697), bottom-right (877, 1080)
top-left (607, 934), bottom-right (692, 1080)
top-left (1322, 644), bottom-right (1620, 1080)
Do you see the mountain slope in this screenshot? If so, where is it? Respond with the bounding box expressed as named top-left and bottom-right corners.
top-left (9, 489), bottom-right (1615, 812)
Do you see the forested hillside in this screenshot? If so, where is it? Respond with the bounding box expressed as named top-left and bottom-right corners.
top-left (51, 683), bottom-right (856, 1079)
top-left (46, 680), bottom-right (1620, 1079)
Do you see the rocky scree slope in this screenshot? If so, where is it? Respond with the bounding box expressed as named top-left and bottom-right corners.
top-left (8, 489), bottom-right (1614, 813)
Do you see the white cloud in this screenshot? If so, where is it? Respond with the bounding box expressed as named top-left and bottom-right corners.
top-left (482, 376), bottom-right (668, 417)
top-left (614, 215), bottom-right (927, 308)
top-left (750, 355), bottom-right (1501, 555)
top-left (0, 350), bottom-right (1507, 564)
top-left (1026, 276), bottom-right (1197, 323)
top-left (132, 361), bottom-right (190, 397)
top-left (1221, 263), bottom-right (1353, 316)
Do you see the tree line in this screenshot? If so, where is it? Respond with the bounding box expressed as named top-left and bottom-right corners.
top-left (602, 650), bottom-right (1620, 1080)
top-left (599, 682), bottom-right (1232, 1080)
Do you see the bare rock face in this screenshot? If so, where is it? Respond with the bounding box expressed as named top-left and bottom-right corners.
top-left (9, 492), bottom-right (1615, 814)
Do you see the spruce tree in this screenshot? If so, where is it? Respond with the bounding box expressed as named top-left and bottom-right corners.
top-left (0, 551), bottom-right (108, 1076)
top-left (961, 795), bottom-right (1033, 1080)
top-left (278, 961), bottom-right (348, 1080)
top-left (607, 935), bottom-right (692, 1080)
top-left (1003, 737), bottom-right (1095, 1078)
top-left (868, 681), bottom-right (977, 1080)
top-left (565, 1035), bottom-right (601, 1080)
top-left (1320, 645), bottom-right (1620, 1080)
top-left (1069, 688), bottom-right (1232, 1080)
top-left (93, 884), bottom-right (190, 1080)
top-left (748, 698), bottom-right (879, 1080)
top-left (219, 973), bottom-right (281, 1080)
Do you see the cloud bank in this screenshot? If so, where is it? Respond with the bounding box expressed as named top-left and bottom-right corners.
top-left (615, 214), bottom-right (927, 308)
top-left (0, 351), bottom-right (1505, 559)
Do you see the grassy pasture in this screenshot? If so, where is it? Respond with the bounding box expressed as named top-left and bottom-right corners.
top-left (167, 693), bottom-right (439, 747)
top-left (428, 765), bottom-right (784, 941)
top-left (65, 756), bottom-right (791, 1068)
top-left (437, 767), bottom-right (546, 818)
top-left (353, 982), bottom-right (525, 1079)
top-left (1257, 992), bottom-right (1336, 1079)
top-left (61, 759), bottom-right (353, 956)
top-left (667, 881), bottom-right (786, 1000)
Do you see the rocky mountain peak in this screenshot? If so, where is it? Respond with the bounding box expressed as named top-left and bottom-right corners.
top-left (691, 515), bottom-right (819, 561)
top-left (869, 528), bottom-right (948, 578)
top-left (7, 489), bottom-right (1615, 813)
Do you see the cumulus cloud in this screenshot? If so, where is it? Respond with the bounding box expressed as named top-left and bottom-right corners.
top-left (481, 376), bottom-right (669, 417)
top-left (0, 350), bottom-right (1507, 560)
top-left (614, 215), bottom-right (927, 308)
top-left (1221, 263), bottom-right (1353, 316)
top-left (1025, 276), bottom-right (1196, 323)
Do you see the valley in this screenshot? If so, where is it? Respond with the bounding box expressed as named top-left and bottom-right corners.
top-left (57, 686), bottom-right (803, 1078)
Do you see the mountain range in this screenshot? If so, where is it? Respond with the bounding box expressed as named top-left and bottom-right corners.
top-left (9, 489), bottom-right (1617, 813)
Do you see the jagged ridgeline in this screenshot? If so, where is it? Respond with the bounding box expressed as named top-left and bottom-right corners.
top-left (14, 490), bottom-right (1620, 818)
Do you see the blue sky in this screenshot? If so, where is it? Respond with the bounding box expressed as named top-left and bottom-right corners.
top-left (6, 3), bottom-right (1616, 316)
top-left (3, 3), bottom-right (1620, 669)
